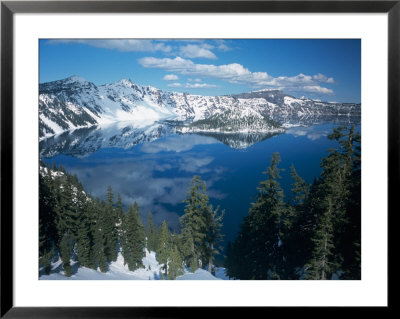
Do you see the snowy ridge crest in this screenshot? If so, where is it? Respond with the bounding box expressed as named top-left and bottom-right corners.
top-left (39, 76), bottom-right (361, 139)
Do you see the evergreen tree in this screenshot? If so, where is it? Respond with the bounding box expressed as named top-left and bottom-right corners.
top-left (73, 182), bottom-right (96, 269)
top-left (280, 165), bottom-right (311, 279)
top-left (115, 193), bottom-right (125, 239)
top-left (305, 126), bottom-right (361, 279)
top-left (146, 212), bottom-right (158, 253)
top-left (248, 152), bottom-right (285, 279)
top-left (39, 164), bottom-right (58, 274)
top-left (104, 186), bottom-right (119, 262)
top-left (290, 164), bottom-right (308, 205)
top-left (121, 202), bottom-right (146, 271)
top-left (306, 197), bottom-right (337, 279)
top-left (39, 218), bottom-right (54, 275)
top-left (225, 153), bottom-right (286, 279)
top-left (180, 176), bottom-right (209, 271)
top-left (53, 174), bottom-right (80, 275)
top-left (157, 221), bottom-right (171, 276)
top-left (203, 205), bottom-right (224, 273)
top-left (167, 245), bottom-right (184, 280)
top-left (54, 175), bottom-right (78, 240)
top-left (98, 199), bottom-right (118, 263)
top-left (75, 208), bottom-right (93, 268)
top-left (89, 199), bottom-right (108, 272)
top-left (179, 225), bottom-right (197, 272)
top-left (59, 234), bottom-right (74, 277)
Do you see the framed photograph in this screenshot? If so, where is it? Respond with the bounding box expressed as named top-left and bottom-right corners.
top-left (1, 0), bottom-right (396, 316)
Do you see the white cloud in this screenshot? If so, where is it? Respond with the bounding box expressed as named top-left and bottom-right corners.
top-left (167, 82), bottom-right (182, 88)
top-left (179, 44), bottom-right (217, 59)
top-left (138, 56), bottom-right (263, 82)
top-left (217, 43), bottom-right (232, 51)
top-left (313, 73), bottom-right (335, 83)
top-left (47, 39), bottom-right (172, 53)
top-left (163, 74), bottom-right (179, 81)
top-left (214, 40), bottom-right (233, 51)
top-left (185, 83), bottom-right (217, 89)
top-left (302, 86), bottom-right (334, 94)
top-left (138, 56), bottom-right (335, 94)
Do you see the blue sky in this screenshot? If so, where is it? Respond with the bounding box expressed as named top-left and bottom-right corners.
top-left (40, 39), bottom-right (360, 102)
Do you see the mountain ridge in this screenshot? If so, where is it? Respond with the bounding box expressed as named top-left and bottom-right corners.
top-left (39, 76), bottom-right (361, 139)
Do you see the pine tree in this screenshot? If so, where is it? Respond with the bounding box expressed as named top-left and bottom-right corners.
top-left (224, 153), bottom-right (286, 279)
top-left (180, 225), bottom-right (197, 272)
top-left (290, 164), bottom-right (308, 205)
top-left (306, 196), bottom-right (338, 279)
top-left (81, 198), bottom-right (107, 272)
top-left (157, 220), bottom-right (171, 276)
top-left (305, 126), bottom-right (361, 279)
top-left (59, 234), bottom-right (74, 277)
top-left (39, 165), bottom-right (58, 274)
top-left (93, 227), bottom-right (108, 272)
top-left (105, 186), bottom-right (119, 262)
top-left (146, 212), bottom-right (158, 253)
top-left (167, 245), bottom-right (184, 280)
top-left (121, 202), bottom-right (146, 271)
top-left (180, 176), bottom-right (209, 271)
top-left (54, 176), bottom-right (77, 240)
top-left (39, 218), bottom-right (54, 275)
top-left (280, 165), bottom-right (311, 279)
top-left (53, 173), bottom-right (80, 276)
top-left (327, 126), bottom-right (361, 279)
top-left (115, 193), bottom-right (125, 239)
top-left (248, 152), bottom-right (285, 279)
top-left (203, 205), bottom-right (224, 273)
top-left (73, 182), bottom-right (95, 268)
top-left (98, 199), bottom-right (118, 263)
top-left (75, 210), bottom-right (93, 268)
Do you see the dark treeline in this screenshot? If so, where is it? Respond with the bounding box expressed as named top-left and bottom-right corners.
top-left (39, 164), bottom-right (224, 279)
top-left (224, 126), bottom-right (361, 280)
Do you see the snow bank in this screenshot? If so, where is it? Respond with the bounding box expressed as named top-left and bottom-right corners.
top-left (176, 268), bottom-right (221, 280)
top-left (40, 250), bottom-right (163, 280)
top-left (39, 250), bottom-right (227, 280)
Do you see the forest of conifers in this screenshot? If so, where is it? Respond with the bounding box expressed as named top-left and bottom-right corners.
top-left (39, 125), bottom-right (360, 280)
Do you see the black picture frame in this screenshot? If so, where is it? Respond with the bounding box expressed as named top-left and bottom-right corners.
top-left (1, 1), bottom-right (396, 317)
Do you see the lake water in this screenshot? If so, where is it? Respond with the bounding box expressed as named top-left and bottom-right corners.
top-left (40, 122), bottom-right (360, 247)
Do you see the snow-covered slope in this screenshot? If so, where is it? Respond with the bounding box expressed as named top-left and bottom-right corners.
top-left (176, 269), bottom-right (221, 280)
top-left (39, 76), bottom-right (178, 139)
top-left (39, 76), bottom-right (361, 139)
top-left (39, 250), bottom-right (228, 280)
top-left (40, 250), bottom-right (163, 280)
top-left (177, 103), bottom-right (284, 134)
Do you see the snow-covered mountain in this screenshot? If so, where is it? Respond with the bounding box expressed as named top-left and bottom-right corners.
top-left (177, 104), bottom-right (284, 134)
top-left (39, 76), bottom-right (361, 139)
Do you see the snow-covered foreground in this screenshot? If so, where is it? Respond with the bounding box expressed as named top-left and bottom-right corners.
top-left (39, 250), bottom-right (229, 280)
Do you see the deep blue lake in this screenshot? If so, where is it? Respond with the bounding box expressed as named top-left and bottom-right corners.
top-left (41, 122), bottom-right (360, 248)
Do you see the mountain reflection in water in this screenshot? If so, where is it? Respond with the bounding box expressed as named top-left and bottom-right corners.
top-left (40, 121), bottom-right (360, 246)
